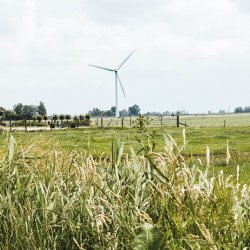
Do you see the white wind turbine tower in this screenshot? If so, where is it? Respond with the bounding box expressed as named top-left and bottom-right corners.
top-left (89, 50), bottom-right (135, 117)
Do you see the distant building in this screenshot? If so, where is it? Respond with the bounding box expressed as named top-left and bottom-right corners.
top-left (218, 110), bottom-right (226, 115)
top-left (119, 109), bottom-right (128, 117)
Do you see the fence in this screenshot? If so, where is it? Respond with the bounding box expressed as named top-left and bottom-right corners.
top-left (1, 114), bottom-right (250, 131)
top-left (91, 114), bottom-right (250, 128)
top-left (94, 116), bottom-right (185, 128)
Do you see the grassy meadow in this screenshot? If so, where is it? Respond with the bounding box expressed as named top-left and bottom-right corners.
top-left (92, 113), bottom-right (250, 128)
top-left (0, 114), bottom-right (250, 248)
top-left (2, 125), bottom-right (250, 184)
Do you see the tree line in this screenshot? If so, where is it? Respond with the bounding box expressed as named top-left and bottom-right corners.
top-left (0, 101), bottom-right (47, 120)
top-left (0, 102), bottom-right (92, 127)
top-left (234, 106), bottom-right (250, 113)
top-left (88, 104), bottom-right (141, 117)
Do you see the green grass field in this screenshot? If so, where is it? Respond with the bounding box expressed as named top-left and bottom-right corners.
top-left (1, 124), bottom-right (250, 184)
top-left (91, 113), bottom-right (250, 127)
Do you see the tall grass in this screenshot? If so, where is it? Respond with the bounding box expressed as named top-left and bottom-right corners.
top-left (0, 133), bottom-right (249, 249)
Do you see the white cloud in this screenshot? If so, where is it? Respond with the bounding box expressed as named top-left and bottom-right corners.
top-left (1, 0), bottom-right (250, 113)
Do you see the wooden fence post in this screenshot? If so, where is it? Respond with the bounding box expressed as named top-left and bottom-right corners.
top-left (130, 116), bottom-right (132, 126)
top-left (177, 115), bottom-right (180, 127)
top-left (101, 118), bottom-right (103, 128)
top-left (224, 120), bottom-right (226, 127)
top-left (9, 119), bottom-right (12, 132)
top-left (161, 115), bottom-right (163, 126)
top-left (122, 118), bottom-right (124, 128)
top-left (25, 118), bottom-right (27, 132)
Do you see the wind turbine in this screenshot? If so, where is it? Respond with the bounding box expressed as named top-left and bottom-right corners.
top-left (89, 50), bottom-right (135, 117)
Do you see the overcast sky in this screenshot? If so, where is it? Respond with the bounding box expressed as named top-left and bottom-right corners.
top-left (1, 0), bottom-right (250, 114)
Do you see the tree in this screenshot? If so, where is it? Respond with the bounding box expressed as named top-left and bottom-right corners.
top-left (89, 108), bottom-right (102, 117)
top-left (52, 114), bottom-right (58, 123)
top-left (37, 115), bottom-right (42, 123)
top-left (65, 114), bottom-right (71, 122)
top-left (73, 115), bottom-right (79, 122)
top-left (129, 104), bottom-right (140, 116)
top-left (234, 107), bottom-right (243, 113)
top-left (32, 116), bottom-right (37, 123)
top-left (0, 107), bottom-right (5, 123)
top-left (13, 103), bottom-right (24, 120)
top-left (244, 106), bottom-right (250, 113)
top-left (37, 101), bottom-right (47, 116)
top-left (59, 114), bottom-right (65, 124)
top-left (85, 114), bottom-right (91, 120)
top-left (79, 115), bottom-right (85, 121)
top-left (43, 115), bottom-right (48, 125)
top-left (103, 110), bottom-right (113, 117)
top-left (4, 110), bottom-right (16, 120)
top-left (23, 105), bottom-right (37, 120)
top-left (0, 107), bottom-right (6, 124)
top-left (111, 106), bottom-right (116, 116)
top-left (0, 107), bottom-right (5, 114)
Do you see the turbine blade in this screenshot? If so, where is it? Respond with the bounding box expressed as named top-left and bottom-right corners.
top-left (89, 64), bottom-right (114, 72)
top-left (117, 50), bottom-right (135, 70)
top-left (117, 74), bottom-right (126, 98)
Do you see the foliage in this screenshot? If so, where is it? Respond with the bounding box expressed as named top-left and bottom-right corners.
top-left (133, 115), bottom-right (152, 133)
top-left (5, 102), bottom-right (47, 120)
top-left (23, 105), bottom-right (37, 119)
top-left (234, 106), bottom-right (250, 113)
top-left (235, 107), bottom-right (243, 113)
top-left (0, 106), bottom-right (6, 115)
top-left (89, 107), bottom-right (102, 117)
top-left (37, 115), bottom-right (42, 123)
top-left (37, 101), bottom-right (47, 116)
top-left (13, 103), bottom-right (39, 120)
top-left (0, 108), bottom-right (5, 124)
top-left (129, 104), bottom-right (140, 116)
top-left (14, 120), bottom-right (46, 127)
top-left (133, 223), bottom-right (162, 250)
top-left (103, 110), bottom-right (113, 116)
top-left (73, 115), bottom-right (79, 121)
top-left (65, 114), bottom-right (71, 122)
top-left (0, 131), bottom-right (249, 249)
top-left (89, 107), bottom-right (116, 117)
top-left (52, 114), bottom-right (58, 122)
top-left (13, 103), bottom-right (24, 119)
top-left (59, 114), bottom-right (65, 124)
top-left (79, 114), bottom-right (85, 121)
top-left (4, 110), bottom-right (16, 120)
top-left (85, 114), bottom-right (91, 120)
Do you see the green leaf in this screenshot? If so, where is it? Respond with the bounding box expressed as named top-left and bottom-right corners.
top-left (133, 223), bottom-right (162, 250)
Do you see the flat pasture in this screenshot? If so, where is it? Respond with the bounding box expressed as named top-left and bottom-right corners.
top-left (92, 113), bottom-right (250, 127)
top-left (1, 122), bottom-right (250, 184)
top-left (1, 114), bottom-right (250, 185)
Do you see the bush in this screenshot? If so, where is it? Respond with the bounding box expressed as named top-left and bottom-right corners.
top-left (15, 120), bottom-right (45, 127)
top-left (85, 114), bottom-right (91, 120)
